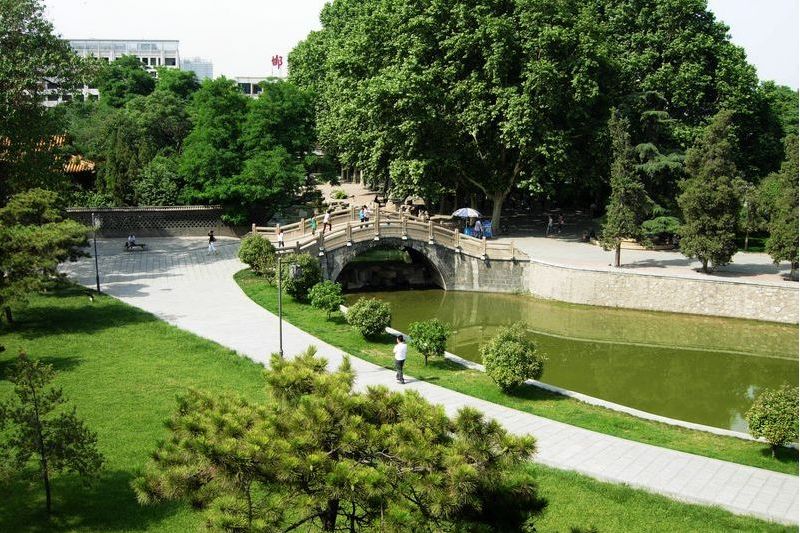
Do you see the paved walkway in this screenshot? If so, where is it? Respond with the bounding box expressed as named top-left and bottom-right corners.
top-left (62, 238), bottom-right (799, 525)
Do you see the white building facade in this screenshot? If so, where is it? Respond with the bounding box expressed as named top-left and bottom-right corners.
top-left (181, 57), bottom-right (213, 81)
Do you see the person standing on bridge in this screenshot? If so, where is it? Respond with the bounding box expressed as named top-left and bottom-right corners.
top-left (310, 216), bottom-right (318, 235)
top-left (322, 210), bottom-right (332, 234)
top-left (394, 335), bottom-right (407, 384)
top-left (277, 229), bottom-right (285, 248)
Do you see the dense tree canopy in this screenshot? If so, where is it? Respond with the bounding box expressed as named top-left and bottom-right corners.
top-left (95, 55), bottom-right (155, 108)
top-left (763, 135), bottom-right (799, 270)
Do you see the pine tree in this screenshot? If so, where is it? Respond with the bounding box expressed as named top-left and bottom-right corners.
top-left (678, 110), bottom-right (741, 273)
top-left (764, 135), bottom-right (799, 277)
top-left (0, 353), bottom-right (104, 515)
top-left (601, 109), bottom-right (652, 267)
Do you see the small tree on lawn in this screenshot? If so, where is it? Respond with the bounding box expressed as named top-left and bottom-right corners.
top-left (763, 135), bottom-right (799, 276)
top-left (237, 234), bottom-right (276, 276)
top-left (745, 384), bottom-right (799, 457)
top-left (0, 352), bottom-right (104, 515)
top-left (346, 297), bottom-right (391, 338)
top-left (481, 323), bottom-right (546, 392)
top-left (600, 108), bottom-right (652, 267)
top-left (678, 110), bottom-right (741, 273)
top-left (274, 253), bottom-right (322, 301)
top-left (409, 319), bottom-right (450, 366)
top-left (308, 280), bottom-right (344, 318)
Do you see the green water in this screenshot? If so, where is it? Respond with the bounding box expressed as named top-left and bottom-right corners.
top-left (346, 290), bottom-right (799, 431)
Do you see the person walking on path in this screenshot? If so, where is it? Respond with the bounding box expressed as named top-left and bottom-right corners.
top-left (207, 230), bottom-right (217, 254)
top-left (557, 214), bottom-right (565, 235)
top-left (277, 229), bottom-right (285, 248)
top-left (393, 335), bottom-right (407, 384)
top-left (546, 215), bottom-right (554, 237)
top-left (310, 216), bottom-right (318, 235)
top-left (322, 210), bottom-right (332, 234)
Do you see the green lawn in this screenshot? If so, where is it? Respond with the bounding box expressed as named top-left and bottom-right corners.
top-left (0, 286), bottom-right (794, 532)
top-left (235, 270), bottom-right (798, 476)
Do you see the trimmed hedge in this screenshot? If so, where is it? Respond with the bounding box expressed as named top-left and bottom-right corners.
top-left (481, 323), bottom-right (546, 392)
top-left (346, 298), bottom-right (391, 338)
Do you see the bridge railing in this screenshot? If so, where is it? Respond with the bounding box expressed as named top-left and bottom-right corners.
top-left (253, 207), bottom-right (528, 261)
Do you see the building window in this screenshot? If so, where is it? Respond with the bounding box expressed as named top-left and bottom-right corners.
top-left (46, 94), bottom-right (59, 101)
top-left (164, 57), bottom-right (176, 66)
top-left (62, 94), bottom-right (72, 101)
top-left (141, 57), bottom-right (148, 65)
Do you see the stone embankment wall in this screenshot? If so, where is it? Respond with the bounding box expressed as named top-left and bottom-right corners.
top-left (66, 206), bottom-right (244, 238)
top-left (528, 260), bottom-right (798, 324)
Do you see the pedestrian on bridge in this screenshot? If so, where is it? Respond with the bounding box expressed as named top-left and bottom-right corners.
top-left (277, 229), bottom-right (285, 248)
top-left (310, 216), bottom-right (318, 235)
top-left (322, 210), bottom-right (332, 234)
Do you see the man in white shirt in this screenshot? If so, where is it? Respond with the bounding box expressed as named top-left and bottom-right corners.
top-left (322, 210), bottom-right (332, 234)
top-left (393, 335), bottom-right (407, 384)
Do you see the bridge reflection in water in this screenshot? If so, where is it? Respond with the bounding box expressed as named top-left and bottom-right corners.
top-left (346, 289), bottom-right (799, 432)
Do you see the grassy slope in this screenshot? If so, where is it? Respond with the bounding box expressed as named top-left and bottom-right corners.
top-left (234, 270), bottom-right (798, 476)
top-left (0, 286), bottom-right (793, 532)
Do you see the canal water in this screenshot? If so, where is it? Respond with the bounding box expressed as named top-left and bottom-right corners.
top-left (345, 290), bottom-right (798, 431)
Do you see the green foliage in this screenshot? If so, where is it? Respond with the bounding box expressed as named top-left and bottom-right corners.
top-left (759, 82), bottom-right (799, 139)
top-left (330, 188), bottom-right (348, 200)
top-left (0, 352), bottom-right (104, 514)
top-left (601, 109), bottom-right (652, 265)
top-left (641, 216), bottom-right (681, 241)
top-left (274, 253), bottom-right (322, 301)
top-left (0, 0), bottom-right (84, 198)
top-left (134, 347), bottom-right (542, 531)
top-left (95, 55), bottom-right (155, 108)
top-left (0, 189), bottom-right (89, 321)
top-left (745, 385), bottom-right (799, 455)
top-left (481, 323), bottom-right (546, 392)
top-left (346, 297), bottom-right (391, 338)
top-left (308, 280), bottom-right (344, 318)
top-left (678, 110), bottom-right (741, 273)
top-left (154, 67), bottom-right (200, 100)
top-left (409, 319), bottom-right (450, 366)
top-left (238, 234), bottom-right (276, 277)
top-left (763, 135), bottom-right (799, 268)
top-left (131, 153), bottom-right (182, 206)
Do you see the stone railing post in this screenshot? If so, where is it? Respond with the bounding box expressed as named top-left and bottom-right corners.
top-left (295, 240), bottom-right (300, 252)
top-left (346, 221), bottom-right (352, 245)
top-left (482, 236), bottom-right (487, 258)
top-left (251, 223), bottom-right (256, 235)
top-left (510, 241), bottom-right (515, 260)
top-left (318, 230), bottom-right (325, 255)
top-left (401, 215), bottom-right (408, 239)
top-left (428, 220), bottom-right (434, 243)
top-left (301, 218), bottom-right (306, 235)
top-left (276, 223), bottom-right (281, 237)
top-left (453, 228), bottom-right (460, 249)
top-left (374, 207), bottom-right (381, 240)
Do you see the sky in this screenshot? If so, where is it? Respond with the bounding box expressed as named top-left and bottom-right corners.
top-left (45, 0), bottom-right (798, 88)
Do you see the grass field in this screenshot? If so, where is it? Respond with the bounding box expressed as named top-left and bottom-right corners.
top-left (235, 270), bottom-right (798, 476)
top-left (0, 286), bottom-right (794, 532)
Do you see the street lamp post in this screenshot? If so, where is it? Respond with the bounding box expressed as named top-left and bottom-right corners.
top-left (277, 253), bottom-right (302, 358)
top-left (91, 212), bottom-right (101, 293)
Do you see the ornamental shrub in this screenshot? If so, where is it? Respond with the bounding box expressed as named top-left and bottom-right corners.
top-left (238, 234), bottom-right (276, 276)
top-left (409, 319), bottom-right (450, 366)
top-left (331, 188), bottom-right (348, 200)
top-left (480, 323), bottom-right (546, 392)
top-left (346, 298), bottom-right (391, 338)
top-left (745, 384), bottom-right (799, 456)
top-left (275, 253), bottom-right (322, 301)
top-left (308, 280), bottom-right (345, 318)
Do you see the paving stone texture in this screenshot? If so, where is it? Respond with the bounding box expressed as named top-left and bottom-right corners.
top-left (62, 237), bottom-right (799, 525)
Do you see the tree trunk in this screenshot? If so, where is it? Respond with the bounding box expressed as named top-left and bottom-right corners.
top-left (4, 306), bottom-right (12, 324)
top-left (614, 243), bottom-right (621, 267)
top-left (321, 499), bottom-right (339, 532)
top-left (490, 190), bottom-right (507, 234)
top-left (43, 462), bottom-right (52, 515)
top-left (702, 258), bottom-right (709, 274)
top-left (744, 230), bottom-right (749, 252)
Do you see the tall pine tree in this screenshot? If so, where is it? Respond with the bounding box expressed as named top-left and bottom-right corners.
top-left (678, 110), bottom-right (741, 273)
top-left (601, 108), bottom-right (652, 267)
top-left (764, 135), bottom-right (799, 277)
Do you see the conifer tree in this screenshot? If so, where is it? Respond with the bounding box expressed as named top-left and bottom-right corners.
top-left (764, 135), bottom-right (799, 276)
top-left (678, 110), bottom-right (741, 273)
top-left (601, 109), bottom-right (652, 267)
top-left (0, 353), bottom-right (104, 515)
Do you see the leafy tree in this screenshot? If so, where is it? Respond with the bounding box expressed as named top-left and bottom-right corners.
top-left (154, 67), bottom-right (200, 100)
top-left (409, 319), bottom-right (450, 366)
top-left (601, 109), bottom-right (652, 267)
top-left (763, 135), bottom-right (799, 274)
top-left (134, 347), bottom-right (543, 531)
top-left (0, 0), bottom-right (84, 199)
top-left (95, 55), bottom-right (155, 108)
top-left (308, 280), bottom-right (344, 318)
top-left (759, 82), bottom-right (799, 139)
top-left (238, 234), bottom-right (276, 276)
top-left (481, 323), bottom-right (546, 392)
top-left (677, 110), bottom-right (741, 273)
top-left (0, 352), bottom-right (104, 514)
top-left (346, 297), bottom-right (391, 338)
top-left (274, 252), bottom-right (322, 301)
top-left (131, 153), bottom-right (182, 206)
top-left (0, 189), bottom-right (88, 322)
top-left (745, 384), bottom-right (799, 457)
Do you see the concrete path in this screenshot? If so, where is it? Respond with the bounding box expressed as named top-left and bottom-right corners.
top-left (62, 237), bottom-right (799, 525)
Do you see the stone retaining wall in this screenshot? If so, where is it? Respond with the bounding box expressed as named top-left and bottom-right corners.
top-left (66, 206), bottom-right (244, 238)
top-left (528, 260), bottom-right (798, 324)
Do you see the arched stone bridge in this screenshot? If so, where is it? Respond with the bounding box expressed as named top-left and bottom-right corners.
top-left (253, 207), bottom-right (530, 293)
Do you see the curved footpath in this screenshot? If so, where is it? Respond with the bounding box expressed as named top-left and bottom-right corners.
top-left (62, 237), bottom-right (798, 526)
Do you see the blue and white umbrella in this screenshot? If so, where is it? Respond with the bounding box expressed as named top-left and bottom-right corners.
top-left (452, 207), bottom-right (482, 218)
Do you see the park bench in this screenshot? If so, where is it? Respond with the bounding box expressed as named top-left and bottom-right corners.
top-left (125, 242), bottom-right (147, 251)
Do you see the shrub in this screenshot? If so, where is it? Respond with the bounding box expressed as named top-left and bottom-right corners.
top-left (481, 323), bottom-right (546, 392)
top-left (238, 234), bottom-right (276, 276)
top-left (409, 319), bottom-right (450, 366)
top-left (331, 188), bottom-right (348, 200)
top-left (308, 280), bottom-right (345, 318)
top-left (745, 384), bottom-right (799, 456)
top-left (275, 253), bottom-right (322, 301)
top-left (346, 298), bottom-right (391, 338)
